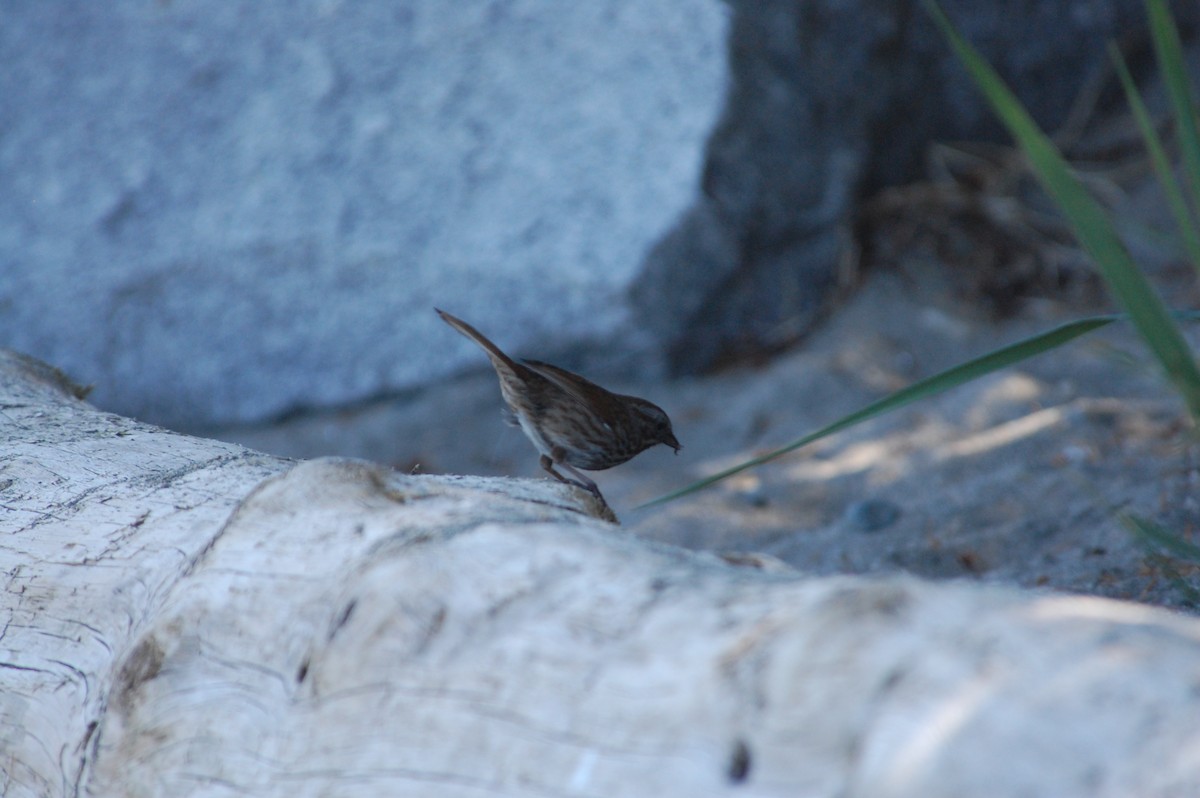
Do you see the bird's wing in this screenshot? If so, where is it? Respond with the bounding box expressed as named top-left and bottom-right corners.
top-left (520, 359), bottom-right (619, 431)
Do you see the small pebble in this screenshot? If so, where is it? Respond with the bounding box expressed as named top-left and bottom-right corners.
top-left (846, 498), bottom-right (901, 532)
top-left (733, 487), bottom-right (769, 509)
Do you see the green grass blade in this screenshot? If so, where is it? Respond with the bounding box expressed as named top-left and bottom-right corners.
top-left (636, 315), bottom-right (1120, 509)
top-left (1122, 512), bottom-right (1200, 563)
top-left (1110, 42), bottom-right (1200, 271)
top-left (1122, 512), bottom-right (1200, 604)
top-left (924, 0), bottom-right (1200, 421)
top-left (1147, 0), bottom-right (1200, 217)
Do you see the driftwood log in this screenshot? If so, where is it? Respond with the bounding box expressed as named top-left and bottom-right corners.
top-left (2, 348), bottom-right (1200, 797)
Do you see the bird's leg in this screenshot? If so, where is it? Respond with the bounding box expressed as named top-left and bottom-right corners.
top-left (539, 453), bottom-right (602, 499)
top-left (559, 462), bottom-right (603, 499)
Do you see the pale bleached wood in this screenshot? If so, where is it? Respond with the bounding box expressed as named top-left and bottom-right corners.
top-left (0, 351), bottom-right (291, 796)
top-left (3, 349), bottom-right (1200, 798)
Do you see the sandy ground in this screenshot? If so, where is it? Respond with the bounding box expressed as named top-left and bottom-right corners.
top-left (204, 253), bottom-right (1200, 613)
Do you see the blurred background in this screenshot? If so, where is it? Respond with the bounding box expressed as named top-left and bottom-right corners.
top-left (7, 0), bottom-right (1184, 434)
top-left (5, 0), bottom-right (1200, 604)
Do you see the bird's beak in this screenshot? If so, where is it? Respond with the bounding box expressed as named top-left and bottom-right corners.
top-left (666, 432), bottom-right (681, 453)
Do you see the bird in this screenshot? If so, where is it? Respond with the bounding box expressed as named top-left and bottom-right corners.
top-left (436, 308), bottom-right (680, 500)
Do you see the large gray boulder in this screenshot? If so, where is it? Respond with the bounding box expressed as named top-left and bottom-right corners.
top-left (0, 1), bottom-right (727, 428)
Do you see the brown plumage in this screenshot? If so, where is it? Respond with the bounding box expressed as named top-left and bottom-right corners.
top-left (436, 308), bottom-right (680, 498)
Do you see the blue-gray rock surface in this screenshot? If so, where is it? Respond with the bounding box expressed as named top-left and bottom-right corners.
top-left (1, 1), bottom-right (727, 427)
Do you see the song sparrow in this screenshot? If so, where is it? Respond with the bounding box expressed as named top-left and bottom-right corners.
top-left (436, 308), bottom-right (680, 498)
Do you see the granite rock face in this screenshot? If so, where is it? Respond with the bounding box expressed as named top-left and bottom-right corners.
top-left (0, 1), bottom-right (727, 427)
top-left (634, 0), bottom-right (1196, 374)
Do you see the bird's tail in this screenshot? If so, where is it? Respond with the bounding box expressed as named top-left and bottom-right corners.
top-left (435, 308), bottom-right (522, 373)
